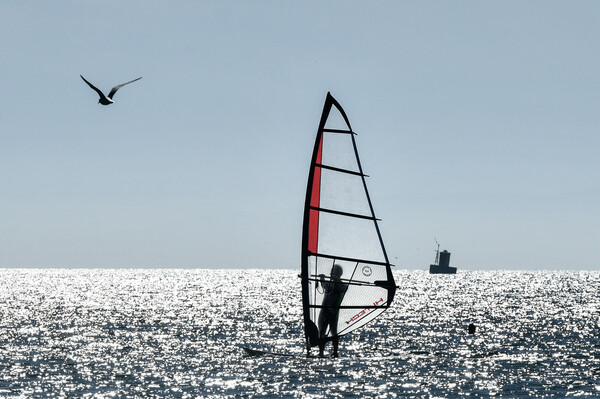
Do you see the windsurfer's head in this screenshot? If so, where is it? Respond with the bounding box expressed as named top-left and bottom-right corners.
top-left (331, 264), bottom-right (343, 277)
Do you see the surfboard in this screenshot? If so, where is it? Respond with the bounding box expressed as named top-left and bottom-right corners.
top-left (241, 346), bottom-right (295, 357)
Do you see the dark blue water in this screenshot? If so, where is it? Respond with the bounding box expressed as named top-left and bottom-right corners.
top-left (0, 269), bottom-right (598, 397)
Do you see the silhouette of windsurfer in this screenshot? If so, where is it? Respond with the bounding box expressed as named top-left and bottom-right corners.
top-left (317, 264), bottom-right (349, 357)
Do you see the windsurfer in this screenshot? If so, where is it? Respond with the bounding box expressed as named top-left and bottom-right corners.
top-left (317, 264), bottom-right (349, 357)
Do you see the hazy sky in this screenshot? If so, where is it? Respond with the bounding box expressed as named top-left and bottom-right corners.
top-left (1, 2), bottom-right (598, 270)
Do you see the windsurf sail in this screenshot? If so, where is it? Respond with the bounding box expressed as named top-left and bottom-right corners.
top-left (300, 92), bottom-right (396, 355)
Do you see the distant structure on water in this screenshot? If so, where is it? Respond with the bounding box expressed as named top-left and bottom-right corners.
top-left (429, 239), bottom-right (457, 274)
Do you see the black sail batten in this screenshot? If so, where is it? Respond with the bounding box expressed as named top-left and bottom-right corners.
top-left (314, 163), bottom-right (368, 177)
top-left (304, 275), bottom-right (387, 288)
top-left (322, 128), bottom-right (356, 134)
top-left (309, 206), bottom-right (380, 221)
top-left (307, 251), bottom-right (393, 267)
top-left (309, 305), bottom-right (390, 309)
top-left (301, 92), bottom-right (397, 356)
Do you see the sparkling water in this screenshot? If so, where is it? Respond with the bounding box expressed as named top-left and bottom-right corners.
top-left (0, 269), bottom-right (598, 397)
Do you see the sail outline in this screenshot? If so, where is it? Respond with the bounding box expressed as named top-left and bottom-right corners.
top-left (300, 92), bottom-right (396, 355)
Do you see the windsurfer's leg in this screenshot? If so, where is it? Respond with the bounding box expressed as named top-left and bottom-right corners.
top-left (317, 309), bottom-right (326, 339)
top-left (318, 341), bottom-right (325, 357)
top-left (318, 312), bottom-right (333, 357)
top-left (318, 315), bottom-right (327, 358)
top-left (330, 311), bottom-right (340, 357)
top-left (332, 336), bottom-right (339, 357)
top-left (317, 309), bottom-right (330, 357)
top-left (317, 310), bottom-right (324, 330)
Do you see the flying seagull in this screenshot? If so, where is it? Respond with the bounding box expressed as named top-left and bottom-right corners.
top-left (80, 75), bottom-right (142, 105)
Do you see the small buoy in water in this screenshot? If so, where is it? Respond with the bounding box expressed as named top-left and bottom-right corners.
top-left (468, 323), bottom-right (476, 334)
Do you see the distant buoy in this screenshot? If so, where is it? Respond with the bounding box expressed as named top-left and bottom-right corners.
top-left (468, 323), bottom-right (476, 334)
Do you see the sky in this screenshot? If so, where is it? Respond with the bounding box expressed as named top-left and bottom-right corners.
top-left (1, 1), bottom-right (598, 270)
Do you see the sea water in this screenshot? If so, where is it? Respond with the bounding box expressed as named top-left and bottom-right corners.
top-left (0, 269), bottom-right (598, 398)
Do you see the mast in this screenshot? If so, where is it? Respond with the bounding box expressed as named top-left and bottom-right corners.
top-left (301, 93), bottom-right (335, 355)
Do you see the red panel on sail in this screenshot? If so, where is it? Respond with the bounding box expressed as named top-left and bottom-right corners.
top-left (307, 135), bottom-right (323, 253)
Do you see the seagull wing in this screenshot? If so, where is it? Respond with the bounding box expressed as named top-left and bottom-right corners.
top-left (80, 75), bottom-right (108, 102)
top-left (107, 76), bottom-right (142, 99)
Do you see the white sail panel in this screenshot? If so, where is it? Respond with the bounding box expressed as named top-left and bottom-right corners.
top-left (316, 212), bottom-right (386, 263)
top-left (319, 168), bottom-right (371, 216)
top-left (323, 104), bottom-right (352, 131)
top-left (320, 132), bottom-right (361, 173)
top-left (307, 255), bottom-right (391, 339)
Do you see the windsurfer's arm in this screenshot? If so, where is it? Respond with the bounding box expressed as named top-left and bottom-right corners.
top-left (319, 274), bottom-right (335, 293)
top-left (316, 273), bottom-right (325, 289)
top-left (318, 274), bottom-right (325, 283)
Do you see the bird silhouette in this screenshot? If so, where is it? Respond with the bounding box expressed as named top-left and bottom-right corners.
top-left (80, 75), bottom-right (142, 105)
